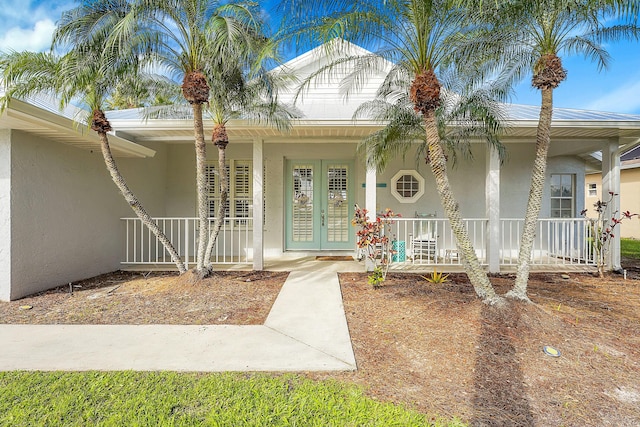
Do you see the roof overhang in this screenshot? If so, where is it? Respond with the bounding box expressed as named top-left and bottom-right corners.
top-left (0, 98), bottom-right (155, 158)
top-left (111, 118), bottom-right (386, 144)
top-left (109, 116), bottom-right (640, 157)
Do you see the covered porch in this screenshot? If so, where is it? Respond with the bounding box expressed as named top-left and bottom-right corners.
top-left (121, 215), bottom-right (599, 272)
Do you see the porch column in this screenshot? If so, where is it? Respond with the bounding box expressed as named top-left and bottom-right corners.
top-left (0, 130), bottom-right (11, 301)
top-left (602, 140), bottom-right (621, 271)
top-left (485, 145), bottom-right (501, 273)
top-left (365, 164), bottom-right (377, 220)
top-left (252, 138), bottom-right (264, 270)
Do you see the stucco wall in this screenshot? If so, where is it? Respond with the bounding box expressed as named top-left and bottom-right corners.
top-left (163, 141), bottom-right (363, 256)
top-left (159, 140), bottom-right (587, 257)
top-left (369, 142), bottom-right (587, 220)
top-left (8, 132), bottom-right (167, 300)
top-left (0, 130), bottom-right (11, 301)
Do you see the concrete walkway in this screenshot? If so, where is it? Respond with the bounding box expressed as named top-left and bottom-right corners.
top-left (0, 265), bottom-right (358, 372)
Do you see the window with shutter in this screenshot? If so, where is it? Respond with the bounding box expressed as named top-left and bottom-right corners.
top-left (204, 160), bottom-right (259, 225)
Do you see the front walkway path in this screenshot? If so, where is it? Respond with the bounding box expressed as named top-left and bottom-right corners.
top-left (0, 265), bottom-right (357, 372)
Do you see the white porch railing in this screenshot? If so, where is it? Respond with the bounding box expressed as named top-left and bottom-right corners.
top-left (121, 217), bottom-right (253, 266)
top-left (121, 216), bottom-right (597, 268)
top-left (380, 217), bottom-right (596, 267)
top-left (381, 218), bottom-right (487, 265)
top-left (499, 218), bottom-right (596, 266)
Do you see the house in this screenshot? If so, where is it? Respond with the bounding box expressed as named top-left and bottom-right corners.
top-left (586, 146), bottom-right (640, 238)
top-left (2, 41), bottom-right (640, 301)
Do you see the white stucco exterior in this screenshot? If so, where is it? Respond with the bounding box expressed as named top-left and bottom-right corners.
top-left (2, 131), bottom-right (167, 300)
top-left (0, 129), bottom-right (11, 301)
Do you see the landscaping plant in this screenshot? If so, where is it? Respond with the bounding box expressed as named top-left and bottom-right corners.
top-left (582, 191), bottom-right (638, 278)
top-left (422, 268), bottom-right (450, 284)
top-left (352, 206), bottom-right (399, 288)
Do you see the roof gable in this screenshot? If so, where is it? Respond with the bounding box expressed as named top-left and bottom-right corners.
top-left (275, 39), bottom-right (394, 120)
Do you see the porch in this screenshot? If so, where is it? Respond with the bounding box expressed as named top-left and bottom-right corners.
top-left (121, 216), bottom-right (598, 272)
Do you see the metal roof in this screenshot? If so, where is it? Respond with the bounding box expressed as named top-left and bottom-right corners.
top-left (105, 103), bottom-right (640, 123)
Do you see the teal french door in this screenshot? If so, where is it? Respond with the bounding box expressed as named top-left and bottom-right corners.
top-left (285, 160), bottom-right (355, 250)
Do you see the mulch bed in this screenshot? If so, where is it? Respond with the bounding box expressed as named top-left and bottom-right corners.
top-left (311, 271), bottom-right (640, 426)
top-left (1, 265), bottom-right (639, 426)
top-left (0, 270), bottom-right (287, 325)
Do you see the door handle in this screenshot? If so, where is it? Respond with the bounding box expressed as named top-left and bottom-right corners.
top-left (321, 209), bottom-right (325, 226)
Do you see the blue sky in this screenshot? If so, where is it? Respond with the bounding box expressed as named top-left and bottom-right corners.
top-left (2, 1), bottom-right (640, 114)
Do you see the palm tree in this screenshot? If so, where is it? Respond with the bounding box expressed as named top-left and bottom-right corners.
top-left (460, 0), bottom-right (640, 301)
top-left (202, 53), bottom-right (298, 267)
top-left (0, 43), bottom-right (188, 273)
top-left (278, 0), bottom-right (506, 304)
top-left (109, 0), bottom-right (279, 277)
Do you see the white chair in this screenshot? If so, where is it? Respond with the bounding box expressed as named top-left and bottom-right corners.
top-left (411, 212), bottom-right (437, 263)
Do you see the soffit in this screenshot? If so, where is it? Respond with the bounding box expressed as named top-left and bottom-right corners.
top-left (0, 99), bottom-right (155, 158)
top-left (110, 117), bottom-right (640, 154)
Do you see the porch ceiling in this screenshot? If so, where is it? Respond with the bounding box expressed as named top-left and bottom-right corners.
top-left (503, 121), bottom-right (640, 140)
top-left (112, 119), bottom-right (385, 143)
top-left (0, 99), bottom-right (156, 158)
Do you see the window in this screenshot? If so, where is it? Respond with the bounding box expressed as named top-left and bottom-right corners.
top-left (587, 183), bottom-right (597, 197)
top-left (391, 170), bottom-right (424, 203)
top-left (550, 174), bottom-right (574, 218)
top-left (205, 160), bottom-right (257, 222)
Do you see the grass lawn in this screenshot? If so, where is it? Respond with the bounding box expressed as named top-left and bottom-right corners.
top-left (0, 371), bottom-right (464, 426)
top-left (621, 238), bottom-right (640, 259)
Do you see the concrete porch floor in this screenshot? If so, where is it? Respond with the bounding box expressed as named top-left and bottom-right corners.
top-left (123, 254), bottom-right (597, 275)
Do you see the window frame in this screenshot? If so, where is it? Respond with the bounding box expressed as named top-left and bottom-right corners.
top-left (391, 170), bottom-right (425, 204)
top-left (550, 173), bottom-right (575, 218)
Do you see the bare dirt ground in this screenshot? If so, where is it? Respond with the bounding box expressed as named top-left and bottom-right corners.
top-left (1, 263), bottom-right (639, 426)
top-left (0, 270), bottom-right (287, 325)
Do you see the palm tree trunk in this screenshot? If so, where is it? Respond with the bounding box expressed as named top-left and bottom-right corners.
top-left (98, 131), bottom-right (187, 274)
top-left (192, 103), bottom-right (209, 273)
top-left (424, 111), bottom-right (502, 304)
top-left (509, 88), bottom-right (554, 302)
top-left (204, 142), bottom-right (228, 268)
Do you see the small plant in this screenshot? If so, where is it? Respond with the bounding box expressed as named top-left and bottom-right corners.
top-left (367, 267), bottom-right (385, 288)
top-left (421, 268), bottom-right (449, 284)
top-left (581, 192), bottom-right (638, 278)
top-left (352, 205), bottom-right (399, 288)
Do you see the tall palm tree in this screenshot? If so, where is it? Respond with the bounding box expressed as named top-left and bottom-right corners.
top-left (202, 53), bottom-right (298, 268)
top-left (0, 42), bottom-right (188, 273)
top-left (461, 0), bottom-right (640, 301)
top-left (108, 0), bottom-right (270, 277)
top-left (279, 0), bottom-right (506, 304)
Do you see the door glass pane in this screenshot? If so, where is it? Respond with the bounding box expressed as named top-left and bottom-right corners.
top-left (292, 164), bottom-right (314, 242)
top-left (326, 164), bottom-right (349, 243)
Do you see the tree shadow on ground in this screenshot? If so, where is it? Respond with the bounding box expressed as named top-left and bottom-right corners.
top-left (471, 304), bottom-right (535, 426)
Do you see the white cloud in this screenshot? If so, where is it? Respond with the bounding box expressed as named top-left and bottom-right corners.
top-left (0, 19), bottom-right (56, 52)
top-left (0, 1), bottom-right (75, 51)
top-left (585, 79), bottom-right (640, 114)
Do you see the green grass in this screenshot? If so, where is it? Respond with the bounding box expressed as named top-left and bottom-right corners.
top-left (621, 238), bottom-right (640, 259)
top-left (0, 372), bottom-right (465, 426)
